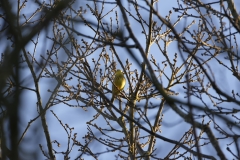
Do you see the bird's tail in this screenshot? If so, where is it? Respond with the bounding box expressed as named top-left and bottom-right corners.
top-left (111, 96), bottom-right (115, 103)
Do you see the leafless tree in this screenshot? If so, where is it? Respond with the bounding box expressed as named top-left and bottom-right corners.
top-left (0, 0), bottom-right (240, 159)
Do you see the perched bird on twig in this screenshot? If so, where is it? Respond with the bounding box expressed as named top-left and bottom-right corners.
top-left (111, 70), bottom-right (126, 102)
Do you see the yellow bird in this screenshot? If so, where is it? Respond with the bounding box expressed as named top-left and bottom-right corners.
top-left (111, 70), bottom-right (126, 102)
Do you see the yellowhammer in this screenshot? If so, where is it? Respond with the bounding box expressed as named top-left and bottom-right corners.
top-left (111, 70), bottom-right (126, 102)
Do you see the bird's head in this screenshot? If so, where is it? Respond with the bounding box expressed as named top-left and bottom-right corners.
top-left (116, 69), bottom-right (123, 74)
